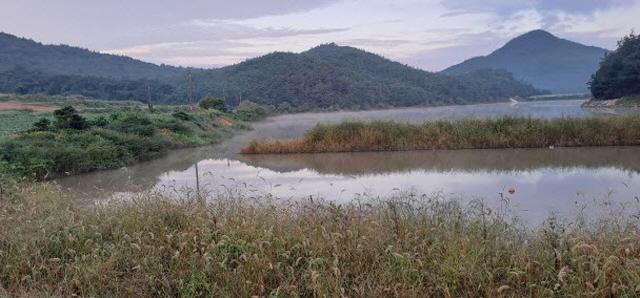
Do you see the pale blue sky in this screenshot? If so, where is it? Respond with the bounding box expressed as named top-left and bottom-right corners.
top-left (1, 0), bottom-right (638, 70)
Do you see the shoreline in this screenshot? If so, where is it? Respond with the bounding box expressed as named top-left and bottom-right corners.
top-left (582, 97), bottom-right (640, 108)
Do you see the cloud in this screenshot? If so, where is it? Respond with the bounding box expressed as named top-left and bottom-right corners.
top-left (0, 0), bottom-right (344, 49)
top-left (440, 0), bottom-right (633, 16)
top-left (106, 22), bottom-right (349, 67)
top-left (341, 38), bottom-right (412, 47)
top-left (535, 0), bottom-right (634, 13)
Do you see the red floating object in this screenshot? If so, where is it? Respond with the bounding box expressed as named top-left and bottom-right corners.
top-left (508, 187), bottom-right (516, 195)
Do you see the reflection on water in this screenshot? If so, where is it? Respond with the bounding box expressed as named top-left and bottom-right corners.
top-left (54, 100), bottom-right (640, 223)
top-left (240, 147), bottom-right (640, 175)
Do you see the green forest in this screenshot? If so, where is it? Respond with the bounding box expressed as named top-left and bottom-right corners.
top-left (0, 67), bottom-right (178, 103)
top-left (590, 33), bottom-right (640, 99)
top-left (0, 33), bottom-right (546, 111)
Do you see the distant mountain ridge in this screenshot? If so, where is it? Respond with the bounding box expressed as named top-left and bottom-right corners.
top-left (0, 32), bottom-right (545, 111)
top-left (187, 43), bottom-right (544, 111)
top-left (0, 32), bottom-right (186, 80)
top-left (443, 30), bottom-right (608, 93)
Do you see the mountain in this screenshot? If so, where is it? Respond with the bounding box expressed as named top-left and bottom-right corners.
top-left (443, 30), bottom-right (608, 93)
top-left (0, 33), bottom-right (545, 111)
top-left (0, 32), bottom-right (186, 80)
top-left (187, 43), bottom-right (545, 111)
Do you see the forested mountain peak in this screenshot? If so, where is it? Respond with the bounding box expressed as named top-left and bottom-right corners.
top-left (443, 30), bottom-right (608, 93)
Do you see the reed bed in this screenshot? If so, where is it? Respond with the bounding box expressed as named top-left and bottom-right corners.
top-left (241, 117), bottom-right (640, 154)
top-left (1, 183), bottom-right (639, 297)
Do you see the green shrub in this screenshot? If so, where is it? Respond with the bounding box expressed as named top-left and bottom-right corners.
top-left (107, 114), bottom-right (155, 137)
top-left (53, 106), bottom-right (89, 130)
top-left (91, 116), bottom-right (109, 127)
top-left (199, 96), bottom-right (227, 112)
top-left (172, 111), bottom-right (193, 121)
top-left (234, 100), bottom-right (268, 121)
top-left (156, 117), bottom-right (192, 134)
top-left (32, 118), bottom-right (51, 131)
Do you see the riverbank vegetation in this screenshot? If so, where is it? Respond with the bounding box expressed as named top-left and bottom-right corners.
top-left (241, 117), bottom-right (640, 154)
top-left (0, 96), bottom-right (270, 180)
top-left (0, 184), bottom-right (638, 297)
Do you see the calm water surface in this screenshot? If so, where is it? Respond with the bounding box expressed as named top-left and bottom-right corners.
top-left (56, 100), bottom-right (640, 223)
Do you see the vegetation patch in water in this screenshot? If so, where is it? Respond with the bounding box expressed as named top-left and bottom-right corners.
top-left (241, 117), bottom-right (640, 154)
top-left (0, 183), bottom-right (639, 297)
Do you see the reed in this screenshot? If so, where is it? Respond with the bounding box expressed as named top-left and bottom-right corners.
top-left (1, 184), bottom-right (639, 297)
top-left (241, 116), bottom-right (640, 154)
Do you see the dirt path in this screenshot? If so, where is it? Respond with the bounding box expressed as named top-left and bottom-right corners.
top-left (0, 101), bottom-right (57, 112)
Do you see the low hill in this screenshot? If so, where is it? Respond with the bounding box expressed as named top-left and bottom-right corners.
top-left (443, 30), bottom-right (608, 93)
top-left (0, 32), bottom-right (186, 80)
top-left (189, 44), bottom-right (545, 111)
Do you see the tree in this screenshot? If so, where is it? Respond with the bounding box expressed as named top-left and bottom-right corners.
top-left (199, 96), bottom-right (227, 112)
top-left (590, 32), bottom-right (640, 99)
top-left (32, 118), bottom-right (51, 131)
top-left (53, 106), bottom-right (89, 130)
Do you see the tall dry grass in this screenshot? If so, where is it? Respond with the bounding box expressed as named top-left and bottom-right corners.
top-left (241, 117), bottom-right (640, 154)
top-left (1, 182), bottom-right (639, 297)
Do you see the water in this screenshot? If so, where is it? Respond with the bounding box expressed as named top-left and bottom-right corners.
top-left (56, 100), bottom-right (640, 223)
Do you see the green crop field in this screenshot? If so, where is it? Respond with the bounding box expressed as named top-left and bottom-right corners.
top-left (0, 111), bottom-right (51, 138)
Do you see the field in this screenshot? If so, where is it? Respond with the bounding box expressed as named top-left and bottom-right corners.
top-left (0, 111), bottom-right (52, 137)
top-left (242, 117), bottom-right (640, 154)
top-left (0, 94), bottom-right (152, 138)
top-left (0, 182), bottom-right (638, 297)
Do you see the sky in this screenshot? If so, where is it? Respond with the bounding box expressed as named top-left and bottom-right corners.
top-left (1, 0), bottom-right (638, 71)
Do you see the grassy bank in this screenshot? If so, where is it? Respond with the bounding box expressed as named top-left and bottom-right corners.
top-left (0, 101), bottom-right (251, 180)
top-left (242, 117), bottom-right (640, 154)
top-left (0, 184), bottom-right (639, 297)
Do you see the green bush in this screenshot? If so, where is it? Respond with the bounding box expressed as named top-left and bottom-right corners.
top-left (91, 116), bottom-right (109, 127)
top-left (107, 114), bottom-right (155, 137)
top-left (199, 96), bottom-right (227, 112)
top-left (172, 111), bottom-right (194, 121)
top-left (156, 117), bottom-right (192, 134)
top-left (234, 100), bottom-right (268, 121)
top-left (32, 118), bottom-right (51, 131)
top-left (53, 106), bottom-right (89, 130)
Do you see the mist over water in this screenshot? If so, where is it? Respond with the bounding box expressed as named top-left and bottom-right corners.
top-left (56, 100), bottom-right (640, 224)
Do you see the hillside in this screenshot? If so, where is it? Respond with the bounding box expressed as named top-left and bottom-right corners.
top-left (0, 67), bottom-right (177, 103)
top-left (0, 33), bottom-right (545, 111)
top-left (0, 32), bottom-right (186, 80)
top-left (189, 44), bottom-right (545, 111)
top-left (589, 33), bottom-right (640, 100)
top-left (443, 30), bottom-right (608, 93)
